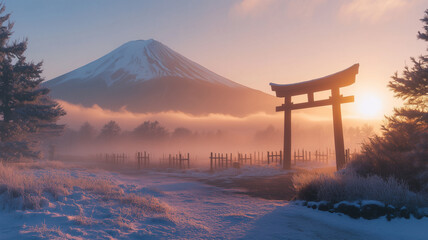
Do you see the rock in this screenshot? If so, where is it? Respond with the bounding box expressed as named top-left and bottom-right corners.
top-left (318, 202), bottom-right (333, 211)
top-left (307, 202), bottom-right (318, 209)
top-left (412, 210), bottom-right (424, 220)
top-left (386, 205), bottom-right (398, 220)
top-left (400, 207), bottom-right (410, 219)
top-left (361, 204), bottom-right (386, 220)
top-left (335, 202), bottom-right (361, 219)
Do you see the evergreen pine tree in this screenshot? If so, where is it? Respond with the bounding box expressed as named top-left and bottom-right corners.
top-left (350, 10), bottom-right (428, 192)
top-left (0, 4), bottom-right (65, 161)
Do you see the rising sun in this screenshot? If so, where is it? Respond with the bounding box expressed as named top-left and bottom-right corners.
top-left (356, 93), bottom-right (382, 118)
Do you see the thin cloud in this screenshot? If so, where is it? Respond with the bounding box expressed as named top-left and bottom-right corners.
top-left (232, 0), bottom-right (277, 16)
top-left (285, 0), bottom-right (326, 19)
top-left (231, 0), bottom-right (327, 19)
top-left (339, 0), bottom-right (413, 23)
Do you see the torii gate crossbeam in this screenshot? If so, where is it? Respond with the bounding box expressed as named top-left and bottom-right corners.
top-left (270, 64), bottom-right (359, 170)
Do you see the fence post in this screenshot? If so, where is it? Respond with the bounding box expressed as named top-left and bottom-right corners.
top-left (146, 151), bottom-right (149, 167)
top-left (293, 150), bottom-right (296, 165)
top-left (210, 152), bottom-right (213, 171)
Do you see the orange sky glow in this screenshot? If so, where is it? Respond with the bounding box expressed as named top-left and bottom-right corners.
top-left (5, 0), bottom-right (427, 121)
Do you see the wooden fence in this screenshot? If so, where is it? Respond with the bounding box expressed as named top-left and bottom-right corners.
top-left (136, 151), bottom-right (150, 169)
top-left (293, 149), bottom-right (332, 164)
top-left (293, 149), bottom-right (309, 163)
top-left (314, 150), bottom-right (328, 163)
top-left (267, 151), bottom-right (282, 165)
top-left (210, 153), bottom-right (232, 170)
top-left (345, 148), bottom-right (357, 164)
top-left (210, 151), bottom-right (283, 171)
top-left (94, 147), bottom-right (356, 171)
top-left (237, 153), bottom-right (252, 165)
top-left (104, 153), bottom-right (128, 164)
top-left (168, 153), bottom-right (190, 169)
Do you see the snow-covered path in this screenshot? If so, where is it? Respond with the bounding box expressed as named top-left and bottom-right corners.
top-left (114, 172), bottom-right (428, 240)
top-left (115, 173), bottom-right (286, 239)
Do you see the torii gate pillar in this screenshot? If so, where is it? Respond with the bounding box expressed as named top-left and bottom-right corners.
top-left (283, 96), bottom-right (292, 170)
top-left (331, 87), bottom-right (346, 169)
top-left (271, 64), bottom-right (359, 171)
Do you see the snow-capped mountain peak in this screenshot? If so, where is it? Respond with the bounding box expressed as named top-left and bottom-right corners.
top-left (51, 39), bottom-right (241, 87)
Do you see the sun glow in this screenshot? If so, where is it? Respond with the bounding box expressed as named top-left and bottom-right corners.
top-left (356, 93), bottom-right (382, 118)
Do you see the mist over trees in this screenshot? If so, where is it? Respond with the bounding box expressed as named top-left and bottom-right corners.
top-left (79, 122), bottom-right (97, 142)
top-left (172, 127), bottom-right (192, 139)
top-left (132, 121), bottom-right (169, 141)
top-left (0, 5), bottom-right (65, 161)
top-left (55, 118), bottom-right (375, 158)
top-left (98, 121), bottom-right (121, 140)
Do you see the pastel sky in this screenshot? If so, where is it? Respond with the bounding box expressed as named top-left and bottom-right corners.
top-left (4, 0), bottom-right (428, 118)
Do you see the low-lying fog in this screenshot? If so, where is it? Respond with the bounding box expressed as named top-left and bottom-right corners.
top-left (49, 100), bottom-right (380, 166)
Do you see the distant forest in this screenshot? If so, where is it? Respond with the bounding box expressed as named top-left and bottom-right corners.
top-left (53, 120), bottom-right (375, 155)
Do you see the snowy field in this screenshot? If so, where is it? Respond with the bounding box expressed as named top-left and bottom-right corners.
top-left (0, 163), bottom-right (426, 240)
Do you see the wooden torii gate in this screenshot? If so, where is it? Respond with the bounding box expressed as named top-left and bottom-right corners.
top-left (270, 64), bottom-right (359, 170)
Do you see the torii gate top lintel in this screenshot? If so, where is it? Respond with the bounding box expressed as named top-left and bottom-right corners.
top-left (270, 63), bottom-right (359, 97)
top-left (270, 63), bottom-right (359, 171)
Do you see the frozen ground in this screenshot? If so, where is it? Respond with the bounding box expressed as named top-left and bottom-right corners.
top-left (0, 166), bottom-right (427, 239)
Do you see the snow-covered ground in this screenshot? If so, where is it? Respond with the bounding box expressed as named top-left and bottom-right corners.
top-left (0, 165), bottom-right (426, 239)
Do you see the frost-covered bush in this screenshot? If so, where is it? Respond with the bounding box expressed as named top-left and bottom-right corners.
top-left (293, 170), bottom-right (428, 210)
top-left (347, 148), bottom-right (427, 193)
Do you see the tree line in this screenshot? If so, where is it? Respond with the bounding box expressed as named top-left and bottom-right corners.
top-left (62, 120), bottom-right (219, 144)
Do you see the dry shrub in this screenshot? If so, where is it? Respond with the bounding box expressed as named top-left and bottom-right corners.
top-left (117, 193), bottom-right (168, 215)
top-left (0, 162), bottom-right (167, 214)
top-left (22, 222), bottom-right (68, 239)
top-left (0, 162), bottom-right (43, 209)
top-left (13, 160), bottom-right (67, 170)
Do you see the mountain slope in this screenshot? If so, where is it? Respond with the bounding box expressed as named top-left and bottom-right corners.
top-left (45, 39), bottom-right (280, 116)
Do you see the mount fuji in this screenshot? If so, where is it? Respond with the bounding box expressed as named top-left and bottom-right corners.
top-left (44, 39), bottom-right (280, 116)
